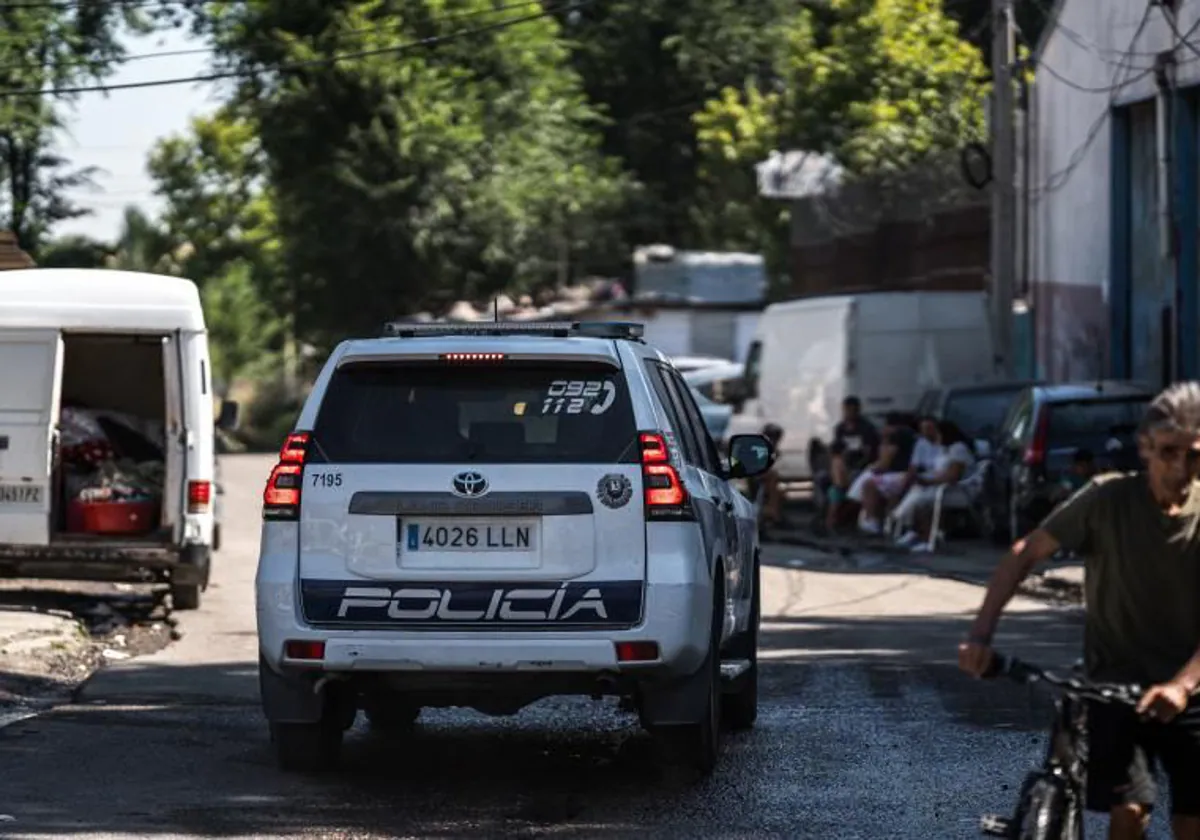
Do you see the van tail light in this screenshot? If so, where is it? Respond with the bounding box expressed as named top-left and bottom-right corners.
top-left (264, 432), bottom-right (310, 521)
top-left (639, 431), bottom-right (693, 520)
top-left (187, 480), bottom-right (212, 514)
top-left (1023, 411), bottom-right (1050, 468)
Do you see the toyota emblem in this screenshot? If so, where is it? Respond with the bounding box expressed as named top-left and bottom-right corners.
top-left (451, 471), bottom-right (489, 498)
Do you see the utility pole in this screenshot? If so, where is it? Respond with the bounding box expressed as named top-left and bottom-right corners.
top-left (990, 0), bottom-right (1017, 378)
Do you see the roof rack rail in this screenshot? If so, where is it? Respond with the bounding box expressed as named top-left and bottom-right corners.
top-left (381, 320), bottom-right (645, 341)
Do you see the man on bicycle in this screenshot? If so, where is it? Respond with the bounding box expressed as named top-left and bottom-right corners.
top-left (959, 381), bottom-right (1200, 840)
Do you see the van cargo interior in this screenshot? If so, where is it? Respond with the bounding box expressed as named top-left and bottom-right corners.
top-left (53, 334), bottom-right (170, 542)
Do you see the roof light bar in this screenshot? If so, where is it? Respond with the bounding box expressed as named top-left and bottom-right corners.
top-left (381, 320), bottom-right (645, 341)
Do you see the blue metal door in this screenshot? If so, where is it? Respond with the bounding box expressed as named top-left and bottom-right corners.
top-left (1128, 100), bottom-right (1171, 388)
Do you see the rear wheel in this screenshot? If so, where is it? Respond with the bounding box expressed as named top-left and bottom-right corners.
top-left (722, 560), bottom-right (760, 731)
top-left (651, 590), bottom-right (723, 778)
top-left (1011, 775), bottom-right (1068, 840)
top-left (270, 721), bottom-right (343, 773)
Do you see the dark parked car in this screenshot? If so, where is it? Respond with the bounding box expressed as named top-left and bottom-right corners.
top-left (978, 380), bottom-right (1154, 543)
top-left (915, 380), bottom-right (1042, 446)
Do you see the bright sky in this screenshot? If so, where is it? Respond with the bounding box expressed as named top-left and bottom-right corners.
top-left (53, 26), bottom-right (221, 242)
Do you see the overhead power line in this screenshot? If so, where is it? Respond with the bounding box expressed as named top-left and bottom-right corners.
top-left (1032, 0), bottom-right (1157, 197)
top-left (0, 0), bottom-right (544, 75)
top-left (0, 0), bottom-right (593, 97)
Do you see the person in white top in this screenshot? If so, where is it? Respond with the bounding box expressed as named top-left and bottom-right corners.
top-left (891, 420), bottom-right (976, 548)
top-left (852, 416), bottom-right (943, 534)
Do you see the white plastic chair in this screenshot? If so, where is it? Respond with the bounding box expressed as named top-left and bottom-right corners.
top-left (922, 458), bottom-right (991, 552)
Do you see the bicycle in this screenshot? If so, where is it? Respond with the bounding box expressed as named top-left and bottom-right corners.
top-left (976, 652), bottom-right (1144, 840)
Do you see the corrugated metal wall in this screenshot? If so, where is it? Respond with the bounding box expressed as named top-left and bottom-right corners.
top-left (1127, 100), bottom-right (1171, 388)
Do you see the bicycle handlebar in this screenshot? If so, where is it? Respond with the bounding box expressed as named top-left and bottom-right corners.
top-left (981, 652), bottom-right (1144, 706)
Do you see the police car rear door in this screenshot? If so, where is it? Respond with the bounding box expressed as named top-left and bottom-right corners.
top-left (290, 339), bottom-right (648, 629)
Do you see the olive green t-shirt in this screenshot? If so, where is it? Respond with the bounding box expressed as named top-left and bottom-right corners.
top-left (1039, 471), bottom-right (1200, 684)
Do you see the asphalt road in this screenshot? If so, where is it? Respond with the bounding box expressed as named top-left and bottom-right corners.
top-left (0, 455), bottom-right (1174, 838)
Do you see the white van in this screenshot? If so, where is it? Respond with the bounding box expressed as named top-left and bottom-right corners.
top-left (725, 290), bottom-right (997, 481)
top-left (0, 269), bottom-right (238, 609)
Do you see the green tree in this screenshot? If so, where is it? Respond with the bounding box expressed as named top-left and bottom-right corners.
top-left (147, 108), bottom-right (281, 292)
top-left (200, 260), bottom-right (283, 393)
top-left (191, 0), bottom-right (628, 347)
top-left (36, 232), bottom-right (113, 268)
top-left (0, 1), bottom-right (164, 253)
top-left (687, 0), bottom-right (988, 285)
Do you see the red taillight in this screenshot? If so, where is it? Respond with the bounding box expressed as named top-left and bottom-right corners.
top-left (639, 431), bottom-right (691, 519)
top-left (615, 641), bottom-right (659, 662)
top-left (440, 352), bottom-right (506, 362)
top-left (1023, 410), bottom-right (1050, 467)
top-left (264, 432), bottom-right (310, 521)
top-left (284, 640), bottom-right (325, 660)
top-left (280, 431), bottom-right (310, 464)
top-left (187, 480), bottom-right (211, 514)
top-left (639, 431), bottom-right (669, 463)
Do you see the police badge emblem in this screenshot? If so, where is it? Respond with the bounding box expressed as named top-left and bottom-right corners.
top-left (597, 473), bottom-right (633, 509)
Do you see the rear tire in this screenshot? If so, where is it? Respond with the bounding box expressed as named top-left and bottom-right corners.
top-left (270, 721), bottom-right (343, 773)
top-left (652, 590), bottom-right (723, 779)
top-left (722, 560), bottom-right (760, 731)
top-left (1011, 775), bottom-right (1068, 840)
top-left (170, 583), bottom-right (201, 611)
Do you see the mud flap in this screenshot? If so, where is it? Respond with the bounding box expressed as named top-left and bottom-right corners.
top-left (638, 647), bottom-right (715, 727)
top-left (259, 656), bottom-right (325, 724)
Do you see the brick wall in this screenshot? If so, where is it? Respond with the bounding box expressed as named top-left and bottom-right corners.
top-left (0, 231), bottom-right (33, 269)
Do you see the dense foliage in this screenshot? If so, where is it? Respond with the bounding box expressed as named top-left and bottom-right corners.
top-left (26, 0), bottom-right (994, 394)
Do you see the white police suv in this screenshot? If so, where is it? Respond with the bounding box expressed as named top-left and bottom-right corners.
top-left (255, 321), bottom-right (773, 776)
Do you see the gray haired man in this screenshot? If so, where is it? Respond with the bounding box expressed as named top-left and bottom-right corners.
top-left (959, 382), bottom-right (1200, 840)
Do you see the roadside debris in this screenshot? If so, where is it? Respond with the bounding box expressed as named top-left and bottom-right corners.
top-left (0, 580), bottom-right (175, 717)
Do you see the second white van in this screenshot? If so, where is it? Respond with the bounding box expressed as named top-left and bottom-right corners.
top-left (0, 269), bottom-right (237, 609)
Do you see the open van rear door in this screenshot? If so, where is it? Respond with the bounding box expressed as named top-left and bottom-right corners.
top-left (0, 329), bottom-right (63, 545)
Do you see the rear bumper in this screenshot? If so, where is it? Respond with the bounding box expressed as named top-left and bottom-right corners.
top-left (0, 540), bottom-right (208, 584)
top-left (255, 525), bottom-right (714, 682)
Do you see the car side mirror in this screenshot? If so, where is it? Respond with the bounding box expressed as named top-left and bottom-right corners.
top-left (216, 399), bottom-right (240, 432)
top-left (727, 434), bottom-right (774, 479)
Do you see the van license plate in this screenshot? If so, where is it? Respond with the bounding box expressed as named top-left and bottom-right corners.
top-left (0, 484), bottom-right (41, 505)
top-left (403, 521), bottom-right (537, 553)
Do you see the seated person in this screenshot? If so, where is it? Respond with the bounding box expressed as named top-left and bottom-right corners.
top-left (814, 395), bottom-right (880, 530)
top-left (852, 415), bottom-right (941, 535)
top-left (890, 419), bottom-right (976, 549)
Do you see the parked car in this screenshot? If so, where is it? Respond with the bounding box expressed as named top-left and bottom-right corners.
top-left (670, 355), bottom-right (735, 374)
top-left (978, 380), bottom-right (1154, 543)
top-left (915, 380), bottom-right (1043, 452)
top-left (682, 361), bottom-right (745, 401)
top-left (689, 384), bottom-right (734, 447)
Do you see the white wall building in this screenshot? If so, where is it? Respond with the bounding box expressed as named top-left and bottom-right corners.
top-left (1032, 0), bottom-right (1200, 385)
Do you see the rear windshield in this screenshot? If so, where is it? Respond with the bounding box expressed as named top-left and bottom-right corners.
top-left (943, 389), bottom-right (1023, 439)
top-left (1046, 398), bottom-right (1149, 444)
top-left (311, 361), bottom-right (638, 464)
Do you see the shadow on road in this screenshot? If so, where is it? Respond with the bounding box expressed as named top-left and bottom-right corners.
top-left (0, 599), bottom-right (1083, 837)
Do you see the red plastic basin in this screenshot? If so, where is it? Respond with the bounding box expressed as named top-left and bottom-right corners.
top-left (66, 500), bottom-right (159, 535)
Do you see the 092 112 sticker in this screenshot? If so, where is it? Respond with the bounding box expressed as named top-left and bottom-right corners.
top-left (540, 379), bottom-right (617, 415)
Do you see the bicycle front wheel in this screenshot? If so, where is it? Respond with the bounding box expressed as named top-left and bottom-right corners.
top-left (1012, 776), bottom-right (1069, 840)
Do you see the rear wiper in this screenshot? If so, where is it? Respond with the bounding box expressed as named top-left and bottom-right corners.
top-left (306, 432), bottom-right (335, 464)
